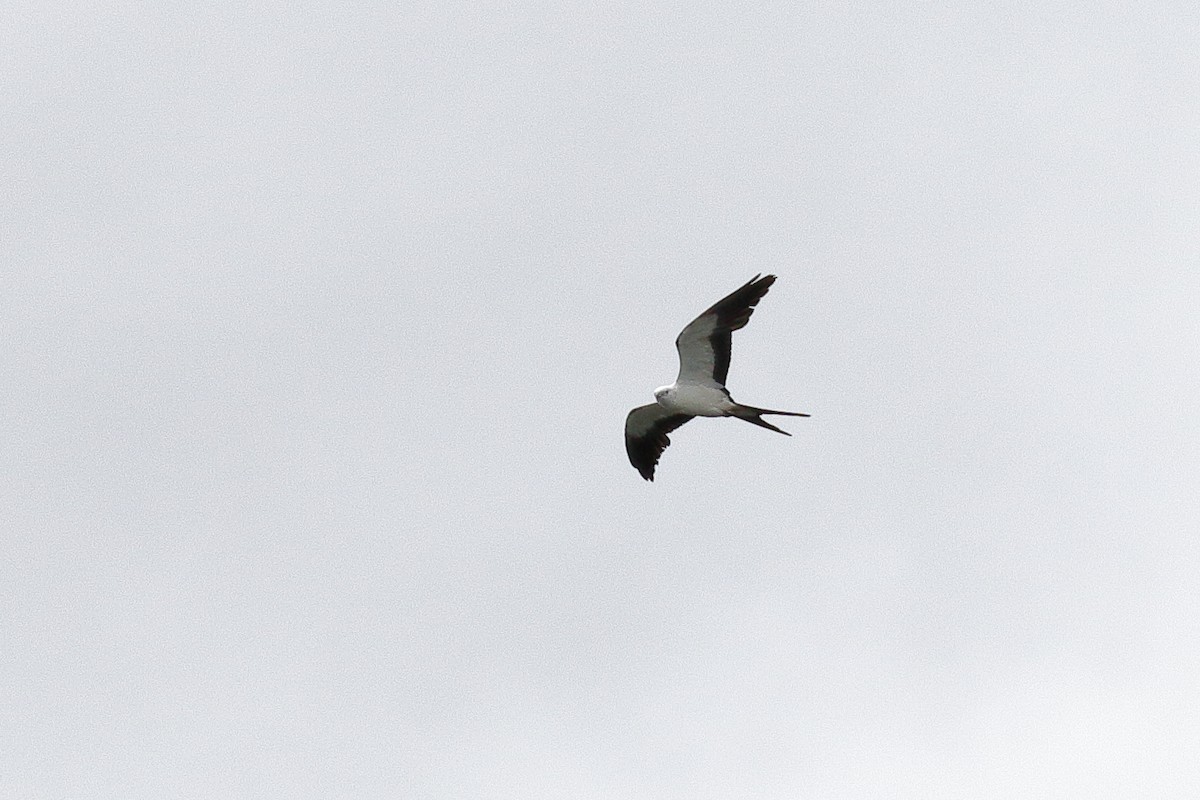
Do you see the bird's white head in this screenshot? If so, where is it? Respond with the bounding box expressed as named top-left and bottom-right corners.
top-left (653, 385), bottom-right (672, 404)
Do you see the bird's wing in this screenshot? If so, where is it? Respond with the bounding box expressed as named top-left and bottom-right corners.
top-left (624, 404), bottom-right (693, 481)
top-left (674, 274), bottom-right (776, 387)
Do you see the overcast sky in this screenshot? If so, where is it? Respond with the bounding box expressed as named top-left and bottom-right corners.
top-left (4, 2), bottom-right (1199, 798)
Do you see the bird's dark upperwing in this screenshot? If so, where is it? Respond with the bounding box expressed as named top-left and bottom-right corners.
top-left (625, 404), bottom-right (693, 481)
top-left (674, 274), bottom-right (776, 387)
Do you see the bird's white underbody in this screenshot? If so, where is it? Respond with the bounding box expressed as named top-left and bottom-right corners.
top-left (654, 383), bottom-right (735, 417)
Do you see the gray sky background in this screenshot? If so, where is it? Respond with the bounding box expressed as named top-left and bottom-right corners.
top-left (4, 3), bottom-right (1199, 798)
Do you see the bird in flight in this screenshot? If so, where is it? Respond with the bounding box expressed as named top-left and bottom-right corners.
top-left (624, 274), bottom-right (809, 481)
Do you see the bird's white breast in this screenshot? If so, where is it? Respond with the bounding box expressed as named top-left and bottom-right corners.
top-left (657, 382), bottom-right (734, 417)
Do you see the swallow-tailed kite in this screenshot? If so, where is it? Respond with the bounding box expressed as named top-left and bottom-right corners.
top-left (624, 274), bottom-right (808, 481)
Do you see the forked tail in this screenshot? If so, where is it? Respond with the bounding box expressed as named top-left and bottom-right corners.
top-left (731, 404), bottom-right (811, 436)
